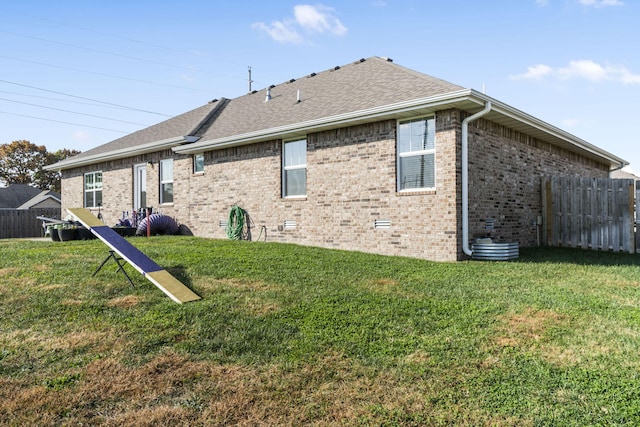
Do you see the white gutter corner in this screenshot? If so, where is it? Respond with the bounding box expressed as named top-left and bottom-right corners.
top-left (462, 101), bottom-right (492, 257)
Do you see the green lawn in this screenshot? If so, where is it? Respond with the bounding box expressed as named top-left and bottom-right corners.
top-left (2, 237), bottom-right (640, 426)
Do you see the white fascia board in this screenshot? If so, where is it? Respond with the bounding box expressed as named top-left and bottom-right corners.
top-left (171, 89), bottom-right (625, 169)
top-left (468, 90), bottom-right (628, 168)
top-left (44, 135), bottom-right (200, 171)
top-left (174, 90), bottom-right (475, 154)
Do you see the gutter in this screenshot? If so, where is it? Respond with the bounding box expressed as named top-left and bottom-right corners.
top-left (174, 89), bottom-right (627, 171)
top-left (461, 101), bottom-right (492, 257)
top-left (174, 90), bottom-right (476, 154)
top-left (44, 135), bottom-right (199, 171)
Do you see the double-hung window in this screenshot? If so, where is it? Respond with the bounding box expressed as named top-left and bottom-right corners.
top-left (160, 158), bottom-right (174, 204)
top-left (397, 116), bottom-right (436, 191)
top-left (283, 139), bottom-right (307, 197)
top-left (84, 171), bottom-right (102, 208)
top-left (193, 153), bottom-right (204, 174)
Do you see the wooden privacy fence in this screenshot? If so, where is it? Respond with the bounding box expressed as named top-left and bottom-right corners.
top-left (542, 177), bottom-right (635, 253)
top-left (0, 208), bottom-right (61, 239)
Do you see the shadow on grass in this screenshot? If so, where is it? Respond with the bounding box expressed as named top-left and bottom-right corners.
top-left (165, 265), bottom-right (200, 296)
top-left (519, 246), bottom-right (640, 267)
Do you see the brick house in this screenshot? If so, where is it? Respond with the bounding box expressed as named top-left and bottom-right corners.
top-left (46, 57), bottom-right (627, 261)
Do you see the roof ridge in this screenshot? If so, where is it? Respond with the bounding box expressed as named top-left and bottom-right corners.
top-left (367, 56), bottom-right (465, 90)
top-left (239, 56), bottom-right (464, 98)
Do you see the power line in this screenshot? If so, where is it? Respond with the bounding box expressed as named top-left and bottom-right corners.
top-left (0, 89), bottom-right (140, 111)
top-left (0, 79), bottom-right (172, 116)
top-left (0, 29), bottom-right (241, 80)
top-left (0, 111), bottom-right (130, 133)
top-left (0, 97), bottom-right (150, 126)
top-left (0, 55), bottom-right (213, 94)
top-left (0, 7), bottom-right (251, 71)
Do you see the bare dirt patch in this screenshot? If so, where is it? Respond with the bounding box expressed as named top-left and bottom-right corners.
top-left (107, 295), bottom-right (143, 308)
top-left (0, 350), bottom-right (520, 426)
top-left (494, 308), bottom-right (569, 349)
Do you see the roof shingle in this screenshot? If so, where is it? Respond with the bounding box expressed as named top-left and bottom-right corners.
top-left (198, 56), bottom-right (463, 141)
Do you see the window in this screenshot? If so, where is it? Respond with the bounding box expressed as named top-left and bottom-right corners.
top-left (160, 158), bottom-right (173, 204)
top-left (283, 139), bottom-right (307, 197)
top-left (397, 116), bottom-right (436, 191)
top-left (134, 164), bottom-right (147, 210)
top-left (84, 171), bottom-right (103, 208)
top-left (193, 153), bottom-right (204, 173)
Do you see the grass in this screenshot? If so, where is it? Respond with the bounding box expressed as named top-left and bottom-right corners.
top-left (2, 237), bottom-right (640, 425)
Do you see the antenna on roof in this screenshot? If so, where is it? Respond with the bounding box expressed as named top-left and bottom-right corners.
top-left (248, 66), bottom-right (253, 93)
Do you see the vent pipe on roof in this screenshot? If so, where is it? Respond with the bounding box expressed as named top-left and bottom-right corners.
top-left (296, 90), bottom-right (301, 103)
top-left (265, 88), bottom-right (271, 102)
top-left (462, 101), bottom-right (492, 257)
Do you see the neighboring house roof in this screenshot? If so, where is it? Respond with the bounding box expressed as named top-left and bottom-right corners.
top-left (611, 167), bottom-right (640, 180)
top-left (16, 190), bottom-right (61, 209)
top-left (0, 184), bottom-right (60, 209)
top-left (47, 56), bottom-right (628, 171)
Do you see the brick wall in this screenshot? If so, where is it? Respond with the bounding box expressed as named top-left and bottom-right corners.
top-left (59, 108), bottom-right (611, 261)
top-left (60, 150), bottom-right (183, 225)
top-left (183, 118), bottom-right (461, 261)
top-left (465, 112), bottom-right (608, 250)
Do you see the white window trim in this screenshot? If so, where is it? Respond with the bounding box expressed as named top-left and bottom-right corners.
top-left (193, 153), bottom-right (205, 174)
top-left (133, 163), bottom-right (147, 210)
top-left (159, 158), bottom-right (174, 204)
top-left (396, 116), bottom-right (436, 192)
top-left (282, 139), bottom-right (307, 198)
top-left (84, 171), bottom-right (103, 208)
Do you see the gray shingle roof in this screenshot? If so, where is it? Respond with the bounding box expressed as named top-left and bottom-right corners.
top-left (67, 100), bottom-right (224, 162)
top-left (198, 56), bottom-right (464, 141)
top-left (0, 184), bottom-right (49, 208)
top-left (51, 56), bottom-right (625, 170)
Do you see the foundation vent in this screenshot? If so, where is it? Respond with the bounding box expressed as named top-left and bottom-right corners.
top-left (374, 219), bottom-right (391, 229)
top-left (284, 220), bottom-right (297, 230)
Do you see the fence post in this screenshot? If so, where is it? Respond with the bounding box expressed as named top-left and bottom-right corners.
top-left (541, 179), bottom-right (552, 246)
top-left (636, 181), bottom-right (640, 253)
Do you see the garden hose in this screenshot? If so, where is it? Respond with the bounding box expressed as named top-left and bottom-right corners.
top-left (226, 205), bottom-right (245, 240)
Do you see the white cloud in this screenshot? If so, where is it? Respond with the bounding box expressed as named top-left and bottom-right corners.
top-left (251, 21), bottom-right (303, 44)
top-left (510, 64), bottom-right (553, 80)
top-left (557, 60), bottom-right (610, 82)
top-left (619, 68), bottom-right (640, 84)
top-left (252, 4), bottom-right (347, 44)
top-left (579, 0), bottom-right (623, 7)
top-left (536, 0), bottom-right (549, 6)
top-left (294, 5), bottom-right (347, 35)
top-left (510, 60), bottom-right (640, 84)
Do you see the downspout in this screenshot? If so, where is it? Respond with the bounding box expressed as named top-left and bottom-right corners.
top-left (462, 101), bottom-right (492, 256)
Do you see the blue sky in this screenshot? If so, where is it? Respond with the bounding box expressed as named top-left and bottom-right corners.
top-left (1, 0), bottom-right (639, 171)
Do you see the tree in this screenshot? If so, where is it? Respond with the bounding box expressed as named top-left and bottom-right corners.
top-left (0, 140), bottom-right (47, 186)
top-left (0, 140), bottom-right (81, 192)
top-left (34, 148), bottom-right (82, 192)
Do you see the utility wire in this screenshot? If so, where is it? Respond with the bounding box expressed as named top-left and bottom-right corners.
top-left (0, 29), bottom-right (240, 80)
top-left (0, 111), bottom-right (130, 133)
top-left (0, 79), bottom-right (172, 116)
top-left (0, 97), bottom-right (150, 126)
top-left (0, 8), bottom-right (253, 72)
top-left (0, 55), bottom-right (213, 94)
top-left (0, 89), bottom-right (141, 111)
